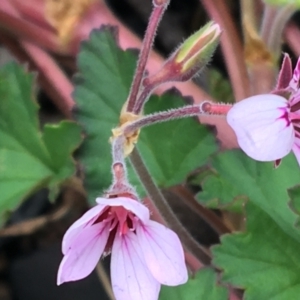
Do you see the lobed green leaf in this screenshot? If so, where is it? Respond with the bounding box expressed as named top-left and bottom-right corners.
top-left (0, 63), bottom-right (82, 218)
top-left (213, 202), bottom-right (300, 300)
top-left (199, 150), bottom-right (300, 242)
top-left (159, 268), bottom-right (228, 300)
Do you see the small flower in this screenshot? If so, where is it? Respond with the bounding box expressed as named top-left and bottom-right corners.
top-left (227, 55), bottom-right (300, 165)
top-left (57, 196), bottom-right (188, 300)
top-left (227, 94), bottom-right (295, 161)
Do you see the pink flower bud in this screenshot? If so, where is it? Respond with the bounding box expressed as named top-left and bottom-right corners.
top-left (174, 22), bottom-right (221, 77)
top-left (145, 22), bottom-right (221, 88)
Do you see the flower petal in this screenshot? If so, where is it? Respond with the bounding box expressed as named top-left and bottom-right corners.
top-left (111, 231), bottom-right (160, 300)
top-left (57, 222), bottom-right (110, 285)
top-left (62, 204), bottom-right (107, 254)
top-left (290, 56), bottom-right (300, 91)
top-left (227, 94), bottom-right (294, 161)
top-left (276, 53), bottom-right (292, 90)
top-left (136, 221), bottom-right (188, 285)
top-left (96, 197), bottom-right (150, 224)
top-left (289, 89), bottom-right (300, 106)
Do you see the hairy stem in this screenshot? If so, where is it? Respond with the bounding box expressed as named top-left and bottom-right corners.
top-left (132, 80), bottom-right (156, 114)
top-left (124, 104), bottom-right (204, 134)
top-left (111, 135), bottom-right (126, 166)
top-left (126, 0), bottom-right (169, 113)
top-left (110, 136), bottom-right (132, 194)
top-left (130, 148), bottom-right (211, 264)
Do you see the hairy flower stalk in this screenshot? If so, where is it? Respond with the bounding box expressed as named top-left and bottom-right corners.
top-left (112, 103), bottom-right (218, 158)
top-left (133, 22), bottom-right (221, 113)
top-left (123, 104), bottom-right (206, 136)
top-left (57, 1), bottom-right (222, 298)
top-left (125, 0), bottom-right (170, 113)
top-left (227, 55), bottom-right (300, 165)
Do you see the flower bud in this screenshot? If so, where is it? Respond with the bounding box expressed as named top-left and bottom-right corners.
top-left (175, 22), bottom-right (221, 76)
top-left (145, 22), bottom-right (221, 87)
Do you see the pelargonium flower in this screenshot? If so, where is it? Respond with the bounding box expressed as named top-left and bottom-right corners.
top-left (226, 55), bottom-right (300, 165)
top-left (57, 196), bottom-right (188, 300)
top-left (227, 94), bottom-right (296, 162)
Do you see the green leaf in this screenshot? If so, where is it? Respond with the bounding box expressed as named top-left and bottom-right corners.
top-left (288, 185), bottom-right (300, 227)
top-left (199, 149), bottom-right (300, 242)
top-left (0, 63), bottom-right (82, 215)
top-left (197, 173), bottom-right (246, 211)
top-left (213, 202), bottom-right (300, 300)
top-left (159, 268), bottom-right (228, 300)
top-left (207, 69), bottom-right (233, 103)
top-left (135, 93), bottom-right (217, 189)
top-left (74, 28), bottom-right (217, 202)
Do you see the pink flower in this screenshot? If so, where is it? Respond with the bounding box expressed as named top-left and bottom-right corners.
top-left (227, 55), bottom-right (300, 165)
top-left (227, 94), bottom-right (296, 162)
top-left (57, 196), bottom-right (188, 300)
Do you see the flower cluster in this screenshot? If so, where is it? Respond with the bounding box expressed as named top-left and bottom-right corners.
top-left (227, 55), bottom-right (300, 166)
top-left (56, 1), bottom-right (221, 299)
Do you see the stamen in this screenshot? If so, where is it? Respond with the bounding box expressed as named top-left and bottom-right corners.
top-left (109, 217), bottom-right (118, 231)
top-left (294, 126), bottom-right (300, 134)
top-left (289, 112), bottom-right (300, 121)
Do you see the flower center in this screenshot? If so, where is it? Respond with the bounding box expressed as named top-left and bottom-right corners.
top-left (96, 206), bottom-right (138, 254)
top-left (278, 107), bottom-right (291, 127)
top-left (285, 103), bottom-right (300, 136)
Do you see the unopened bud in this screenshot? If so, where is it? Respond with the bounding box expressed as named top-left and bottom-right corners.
top-left (175, 22), bottom-right (221, 76)
top-left (145, 22), bottom-right (221, 88)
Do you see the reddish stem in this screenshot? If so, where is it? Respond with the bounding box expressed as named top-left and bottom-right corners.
top-left (88, 1), bottom-right (237, 148)
top-left (201, 101), bottom-right (232, 115)
top-left (130, 148), bottom-right (212, 265)
top-left (133, 82), bottom-right (155, 113)
top-left (201, 0), bottom-right (250, 101)
top-left (124, 104), bottom-right (203, 134)
top-left (111, 135), bottom-right (126, 166)
top-left (126, 1), bottom-right (169, 113)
